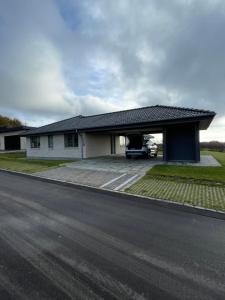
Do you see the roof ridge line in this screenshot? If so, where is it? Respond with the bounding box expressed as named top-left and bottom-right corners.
top-left (31, 115), bottom-right (83, 131)
top-left (155, 104), bottom-right (215, 114)
top-left (82, 105), bottom-right (159, 118)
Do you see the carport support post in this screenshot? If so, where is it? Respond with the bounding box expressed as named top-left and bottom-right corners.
top-left (195, 123), bottom-right (200, 162)
top-left (163, 129), bottom-right (167, 161)
top-left (78, 132), bottom-right (84, 159)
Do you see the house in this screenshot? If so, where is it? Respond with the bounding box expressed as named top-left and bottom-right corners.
top-left (24, 105), bottom-right (215, 162)
top-left (0, 126), bottom-right (33, 151)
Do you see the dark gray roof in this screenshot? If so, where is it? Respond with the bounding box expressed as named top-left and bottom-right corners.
top-left (0, 125), bottom-right (34, 133)
top-left (25, 105), bottom-right (216, 135)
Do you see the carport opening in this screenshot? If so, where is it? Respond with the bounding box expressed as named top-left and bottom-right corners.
top-left (151, 133), bottom-right (163, 158)
top-left (118, 133), bottom-right (163, 160)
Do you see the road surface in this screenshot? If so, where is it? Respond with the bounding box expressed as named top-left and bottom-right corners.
top-left (0, 171), bottom-right (224, 299)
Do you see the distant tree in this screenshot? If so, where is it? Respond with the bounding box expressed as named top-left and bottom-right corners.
top-left (201, 141), bottom-right (225, 152)
top-left (0, 115), bottom-right (23, 127)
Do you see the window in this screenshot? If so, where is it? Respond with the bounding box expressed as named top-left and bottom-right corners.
top-left (30, 136), bottom-right (40, 148)
top-left (48, 135), bottom-right (53, 149)
top-left (64, 133), bottom-right (78, 148)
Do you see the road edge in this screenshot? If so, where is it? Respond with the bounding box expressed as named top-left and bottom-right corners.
top-left (1, 168), bottom-right (225, 221)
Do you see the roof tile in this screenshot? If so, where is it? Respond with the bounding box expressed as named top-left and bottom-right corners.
top-left (25, 105), bottom-right (215, 135)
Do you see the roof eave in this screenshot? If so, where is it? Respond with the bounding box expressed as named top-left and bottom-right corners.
top-left (23, 113), bottom-right (215, 136)
top-left (80, 114), bottom-right (216, 133)
top-left (22, 111), bottom-right (216, 136)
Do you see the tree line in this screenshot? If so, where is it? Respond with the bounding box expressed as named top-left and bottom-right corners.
top-left (200, 141), bottom-right (225, 152)
top-left (0, 115), bottom-right (23, 127)
top-left (157, 141), bottom-right (225, 152)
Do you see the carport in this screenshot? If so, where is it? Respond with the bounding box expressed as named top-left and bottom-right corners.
top-left (79, 106), bottom-right (215, 162)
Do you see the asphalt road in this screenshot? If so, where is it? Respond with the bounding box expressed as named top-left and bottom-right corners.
top-left (0, 172), bottom-right (224, 300)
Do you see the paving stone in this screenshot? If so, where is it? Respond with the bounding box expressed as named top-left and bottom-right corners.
top-left (127, 176), bottom-right (225, 212)
top-left (35, 168), bottom-right (119, 188)
top-left (34, 155), bottom-right (220, 192)
top-left (65, 155), bottom-right (162, 174)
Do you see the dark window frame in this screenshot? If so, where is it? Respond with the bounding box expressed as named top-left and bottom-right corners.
top-left (30, 136), bottom-right (40, 149)
top-left (48, 135), bottom-right (54, 149)
top-left (64, 133), bottom-right (79, 148)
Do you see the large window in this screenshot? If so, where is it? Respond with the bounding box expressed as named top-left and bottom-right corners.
top-left (64, 133), bottom-right (79, 148)
top-left (30, 136), bottom-right (40, 148)
top-left (48, 135), bottom-right (53, 149)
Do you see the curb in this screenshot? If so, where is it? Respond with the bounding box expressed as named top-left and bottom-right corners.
top-left (0, 168), bottom-right (225, 221)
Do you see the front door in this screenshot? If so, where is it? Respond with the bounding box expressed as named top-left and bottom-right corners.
top-left (111, 135), bottom-right (116, 154)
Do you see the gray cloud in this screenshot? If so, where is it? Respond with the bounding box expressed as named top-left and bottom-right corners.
top-left (155, 1), bottom-right (225, 111)
top-left (0, 0), bottom-right (224, 140)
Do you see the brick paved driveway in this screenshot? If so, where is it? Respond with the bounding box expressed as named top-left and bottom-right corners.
top-left (34, 155), bottom-right (219, 192)
top-left (35, 156), bottom-right (162, 191)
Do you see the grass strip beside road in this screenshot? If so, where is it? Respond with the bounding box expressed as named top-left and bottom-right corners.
top-left (126, 151), bottom-right (225, 212)
top-left (126, 176), bottom-right (225, 212)
top-left (0, 152), bottom-right (71, 173)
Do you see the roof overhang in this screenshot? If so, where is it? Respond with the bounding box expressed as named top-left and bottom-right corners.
top-left (0, 126), bottom-right (33, 134)
top-left (23, 114), bottom-right (215, 136)
top-left (79, 115), bottom-right (215, 134)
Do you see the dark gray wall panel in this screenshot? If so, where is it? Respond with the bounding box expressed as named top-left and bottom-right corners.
top-left (165, 124), bottom-right (199, 162)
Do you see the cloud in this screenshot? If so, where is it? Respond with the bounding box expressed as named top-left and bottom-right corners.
top-left (0, 0), bottom-right (117, 122)
top-left (0, 0), bottom-right (224, 140)
top-left (0, 35), bottom-right (71, 114)
top-left (201, 116), bottom-right (225, 142)
top-left (0, 1), bottom-right (70, 118)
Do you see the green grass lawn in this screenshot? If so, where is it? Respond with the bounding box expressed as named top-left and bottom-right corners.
top-left (126, 151), bottom-right (225, 212)
top-left (0, 152), bottom-right (72, 173)
top-left (149, 151), bottom-right (225, 184)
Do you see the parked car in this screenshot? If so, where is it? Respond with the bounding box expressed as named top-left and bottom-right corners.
top-left (125, 134), bottom-right (158, 158)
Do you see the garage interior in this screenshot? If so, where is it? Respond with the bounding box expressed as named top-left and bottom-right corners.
top-left (4, 135), bottom-right (21, 151)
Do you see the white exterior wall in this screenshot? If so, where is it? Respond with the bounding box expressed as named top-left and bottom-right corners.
top-left (115, 136), bottom-right (125, 155)
top-left (84, 133), bottom-right (111, 158)
top-left (20, 137), bottom-right (27, 150)
top-left (26, 134), bottom-right (83, 159)
top-left (0, 134), bottom-right (5, 150)
top-left (0, 131), bottom-right (26, 150)
top-left (26, 133), bottom-right (125, 159)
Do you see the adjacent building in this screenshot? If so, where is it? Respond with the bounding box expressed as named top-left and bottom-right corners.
top-left (0, 126), bottom-right (33, 151)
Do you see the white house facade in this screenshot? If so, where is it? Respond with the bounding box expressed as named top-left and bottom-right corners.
top-left (26, 133), bottom-right (124, 159)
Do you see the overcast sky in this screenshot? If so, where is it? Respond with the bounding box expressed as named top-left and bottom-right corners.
top-left (0, 0), bottom-right (225, 141)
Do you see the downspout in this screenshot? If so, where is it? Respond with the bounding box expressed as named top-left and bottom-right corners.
top-left (78, 131), bottom-right (84, 159)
